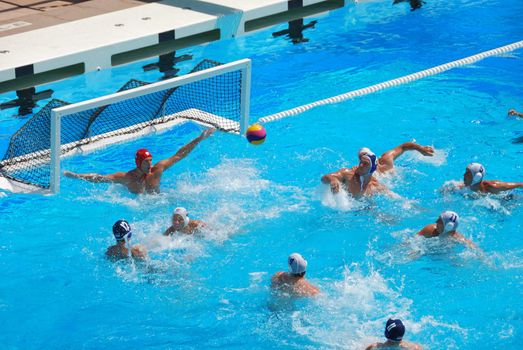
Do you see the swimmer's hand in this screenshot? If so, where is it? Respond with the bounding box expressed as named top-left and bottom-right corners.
top-left (63, 170), bottom-right (77, 178)
top-left (200, 128), bottom-right (215, 140)
top-left (419, 145), bottom-right (435, 157)
top-left (330, 179), bottom-right (341, 193)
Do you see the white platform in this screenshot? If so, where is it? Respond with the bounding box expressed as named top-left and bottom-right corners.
top-left (0, 0), bottom-right (351, 85)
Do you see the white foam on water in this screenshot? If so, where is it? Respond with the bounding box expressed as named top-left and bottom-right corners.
top-left (498, 324), bottom-right (514, 339)
top-left (374, 229), bottom-right (480, 265)
top-left (403, 147), bottom-right (447, 166)
top-left (470, 194), bottom-right (514, 215)
top-left (439, 179), bottom-right (464, 195)
top-left (481, 249), bottom-right (523, 270)
top-left (94, 158), bottom-right (313, 285)
top-left (282, 264), bottom-right (418, 349)
top-left (439, 181), bottom-right (518, 215)
top-left (367, 229), bottom-right (426, 265)
top-left (319, 184), bottom-right (369, 211)
top-left (79, 185), bottom-right (170, 209)
top-left (175, 158), bottom-right (271, 196)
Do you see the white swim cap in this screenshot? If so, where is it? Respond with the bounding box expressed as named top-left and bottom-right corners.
top-left (439, 211), bottom-right (459, 234)
top-left (173, 207), bottom-right (190, 228)
top-left (288, 253), bottom-right (307, 275)
top-left (358, 147), bottom-right (373, 157)
top-left (466, 163), bottom-right (485, 186)
top-left (358, 147), bottom-right (378, 175)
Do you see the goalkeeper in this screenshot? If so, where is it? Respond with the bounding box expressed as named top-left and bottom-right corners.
top-left (64, 128), bottom-right (214, 194)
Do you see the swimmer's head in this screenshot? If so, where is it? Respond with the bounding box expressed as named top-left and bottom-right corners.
top-left (112, 219), bottom-right (132, 242)
top-left (384, 318), bottom-right (405, 342)
top-left (172, 207), bottom-right (190, 230)
top-left (464, 163), bottom-right (485, 187)
top-left (436, 210), bottom-right (459, 234)
top-left (357, 147), bottom-right (378, 176)
top-left (135, 149), bottom-right (152, 170)
top-left (288, 253), bottom-right (307, 277)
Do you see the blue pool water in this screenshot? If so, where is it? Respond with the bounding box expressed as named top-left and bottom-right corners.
top-left (1, 0), bottom-right (523, 349)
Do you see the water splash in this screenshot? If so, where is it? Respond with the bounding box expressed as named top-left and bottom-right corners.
top-left (263, 264), bottom-right (423, 350)
top-left (404, 147), bottom-right (447, 166)
top-left (319, 184), bottom-right (370, 211)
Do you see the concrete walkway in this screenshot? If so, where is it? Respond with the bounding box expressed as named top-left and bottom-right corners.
top-left (0, 0), bottom-right (348, 93)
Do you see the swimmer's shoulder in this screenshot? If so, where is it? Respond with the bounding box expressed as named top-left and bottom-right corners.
top-left (401, 341), bottom-right (423, 350)
top-left (105, 245), bottom-right (117, 257)
top-left (417, 224), bottom-right (436, 237)
top-left (105, 245), bottom-right (126, 261)
top-left (365, 342), bottom-right (381, 350)
top-left (188, 220), bottom-right (204, 232)
top-left (271, 271), bottom-right (286, 285)
top-left (303, 280), bottom-right (320, 295)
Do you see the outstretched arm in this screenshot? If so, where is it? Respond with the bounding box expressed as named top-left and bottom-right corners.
top-left (451, 232), bottom-right (479, 251)
top-left (379, 142), bottom-right (434, 171)
top-left (484, 180), bottom-right (523, 194)
top-left (321, 168), bottom-right (350, 193)
top-left (508, 109), bottom-right (523, 118)
top-left (63, 170), bottom-right (127, 184)
top-left (155, 128), bottom-right (215, 172)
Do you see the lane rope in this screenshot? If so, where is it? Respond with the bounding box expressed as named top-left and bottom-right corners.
top-left (258, 40), bottom-right (523, 124)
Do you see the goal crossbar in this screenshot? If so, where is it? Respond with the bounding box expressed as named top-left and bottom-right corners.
top-left (48, 58), bottom-right (251, 193)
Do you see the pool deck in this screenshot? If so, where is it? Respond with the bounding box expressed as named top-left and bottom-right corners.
top-left (0, 0), bottom-right (352, 94)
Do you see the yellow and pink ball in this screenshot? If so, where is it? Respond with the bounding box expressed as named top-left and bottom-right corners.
top-left (246, 124), bottom-right (266, 145)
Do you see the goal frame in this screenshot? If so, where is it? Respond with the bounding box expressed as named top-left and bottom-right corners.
top-left (49, 58), bottom-right (251, 194)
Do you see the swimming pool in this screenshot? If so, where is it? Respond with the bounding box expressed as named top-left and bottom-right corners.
top-left (1, 0), bottom-right (522, 349)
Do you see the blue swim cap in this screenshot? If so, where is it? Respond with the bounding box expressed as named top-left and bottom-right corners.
top-left (385, 318), bottom-right (405, 341)
top-left (113, 219), bottom-right (132, 241)
top-left (359, 148), bottom-right (378, 175)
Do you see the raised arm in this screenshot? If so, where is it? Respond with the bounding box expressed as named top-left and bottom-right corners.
top-left (63, 170), bottom-right (127, 184)
top-left (379, 142), bottom-right (434, 171)
top-left (155, 128), bottom-right (215, 172)
top-left (321, 168), bottom-right (350, 193)
top-left (484, 180), bottom-right (523, 194)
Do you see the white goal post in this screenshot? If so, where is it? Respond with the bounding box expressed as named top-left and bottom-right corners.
top-left (49, 58), bottom-right (251, 194)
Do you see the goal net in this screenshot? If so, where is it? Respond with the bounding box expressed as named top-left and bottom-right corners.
top-left (0, 58), bottom-right (251, 194)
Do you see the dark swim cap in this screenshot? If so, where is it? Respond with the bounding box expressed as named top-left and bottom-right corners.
top-left (135, 149), bottom-right (152, 168)
top-left (385, 318), bottom-right (405, 341)
top-left (112, 219), bottom-right (132, 241)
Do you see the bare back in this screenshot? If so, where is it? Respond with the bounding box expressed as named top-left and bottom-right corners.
top-left (366, 340), bottom-right (423, 350)
top-left (271, 272), bottom-right (319, 297)
top-left (106, 244), bottom-right (147, 260)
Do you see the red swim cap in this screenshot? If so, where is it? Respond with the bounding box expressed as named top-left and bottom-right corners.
top-left (135, 149), bottom-right (152, 168)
